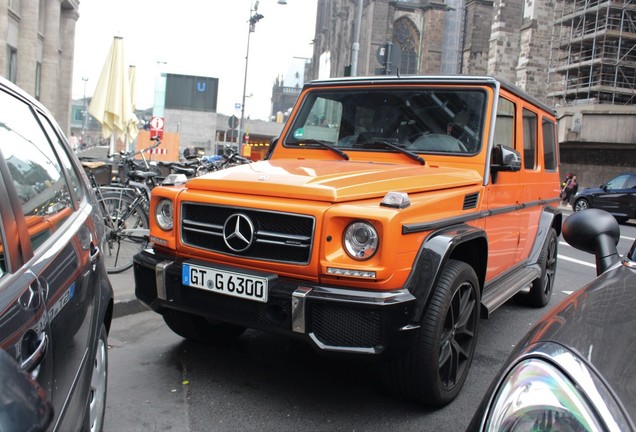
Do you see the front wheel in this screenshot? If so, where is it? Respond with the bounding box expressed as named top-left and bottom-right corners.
top-left (98, 191), bottom-right (149, 273)
top-left (383, 260), bottom-right (480, 407)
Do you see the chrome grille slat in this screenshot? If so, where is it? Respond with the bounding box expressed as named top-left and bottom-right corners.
top-left (181, 202), bottom-right (315, 264)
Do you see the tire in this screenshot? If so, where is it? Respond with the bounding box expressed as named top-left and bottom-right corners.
top-left (98, 191), bottom-right (149, 273)
top-left (573, 198), bottom-right (589, 212)
top-left (383, 260), bottom-right (480, 407)
top-left (163, 309), bottom-right (246, 345)
top-left (84, 324), bottom-right (107, 432)
top-left (528, 227), bottom-right (558, 308)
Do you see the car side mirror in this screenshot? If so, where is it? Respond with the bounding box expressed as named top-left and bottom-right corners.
top-left (562, 208), bottom-right (621, 275)
top-left (0, 349), bottom-right (53, 432)
top-left (490, 144), bottom-right (521, 183)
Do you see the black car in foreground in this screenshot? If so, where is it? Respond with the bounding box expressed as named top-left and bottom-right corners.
top-left (469, 208), bottom-right (635, 431)
top-left (573, 173), bottom-right (636, 223)
top-left (0, 76), bottom-right (113, 431)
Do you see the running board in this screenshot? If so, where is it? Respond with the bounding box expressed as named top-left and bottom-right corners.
top-left (481, 266), bottom-right (541, 319)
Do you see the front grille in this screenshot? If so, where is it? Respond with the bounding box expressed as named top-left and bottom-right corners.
top-left (181, 203), bottom-right (315, 264)
top-left (311, 303), bottom-right (383, 348)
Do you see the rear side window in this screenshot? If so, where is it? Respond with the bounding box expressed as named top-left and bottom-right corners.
top-left (0, 90), bottom-right (77, 253)
top-left (522, 108), bottom-right (537, 170)
top-left (542, 119), bottom-right (558, 171)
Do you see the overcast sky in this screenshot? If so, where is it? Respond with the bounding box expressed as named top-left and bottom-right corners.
top-left (72, 0), bottom-right (318, 120)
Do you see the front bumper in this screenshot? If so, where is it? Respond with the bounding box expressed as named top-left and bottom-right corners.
top-left (134, 249), bottom-right (418, 356)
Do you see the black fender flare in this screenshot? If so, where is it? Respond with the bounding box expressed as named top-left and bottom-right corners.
top-left (527, 205), bottom-right (563, 266)
top-left (404, 224), bottom-right (488, 323)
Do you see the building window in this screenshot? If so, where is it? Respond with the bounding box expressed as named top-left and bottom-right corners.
top-left (393, 17), bottom-right (419, 74)
top-left (7, 46), bottom-right (17, 83)
top-left (38, 0), bottom-right (45, 34)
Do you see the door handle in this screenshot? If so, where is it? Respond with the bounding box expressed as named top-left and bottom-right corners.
top-left (21, 332), bottom-right (48, 374)
top-left (90, 242), bottom-right (101, 266)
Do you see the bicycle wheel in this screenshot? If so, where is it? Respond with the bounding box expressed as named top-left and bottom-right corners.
top-left (98, 190), bottom-right (149, 273)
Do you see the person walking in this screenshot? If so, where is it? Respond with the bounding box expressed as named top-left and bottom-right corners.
top-left (562, 174), bottom-right (578, 205)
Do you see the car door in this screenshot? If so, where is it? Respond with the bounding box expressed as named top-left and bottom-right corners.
top-left (0, 86), bottom-right (101, 431)
top-left (594, 174), bottom-right (630, 215)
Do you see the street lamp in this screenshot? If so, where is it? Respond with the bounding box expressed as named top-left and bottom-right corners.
top-left (238, 0), bottom-right (287, 153)
top-left (238, 1), bottom-right (264, 153)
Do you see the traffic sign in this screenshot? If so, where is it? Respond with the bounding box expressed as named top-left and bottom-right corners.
top-left (228, 115), bottom-right (239, 129)
top-left (149, 116), bottom-right (164, 140)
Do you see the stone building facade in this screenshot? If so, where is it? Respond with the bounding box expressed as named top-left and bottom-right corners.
top-left (0, 0), bottom-right (79, 134)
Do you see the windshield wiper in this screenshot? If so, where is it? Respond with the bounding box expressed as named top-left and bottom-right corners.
top-left (289, 138), bottom-right (349, 160)
top-left (359, 139), bottom-right (425, 165)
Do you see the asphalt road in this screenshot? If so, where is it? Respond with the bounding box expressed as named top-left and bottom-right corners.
top-left (104, 217), bottom-right (636, 432)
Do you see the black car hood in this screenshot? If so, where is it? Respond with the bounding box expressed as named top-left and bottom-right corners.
top-left (518, 263), bottom-right (636, 421)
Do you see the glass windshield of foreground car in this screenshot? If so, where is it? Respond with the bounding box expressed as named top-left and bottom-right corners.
top-left (285, 87), bottom-right (487, 156)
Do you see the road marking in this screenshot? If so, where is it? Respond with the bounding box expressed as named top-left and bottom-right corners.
top-left (562, 291), bottom-right (573, 295)
top-left (558, 254), bottom-right (596, 268)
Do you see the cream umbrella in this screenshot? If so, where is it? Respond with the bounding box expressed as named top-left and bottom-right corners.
top-left (126, 64), bottom-right (139, 150)
top-left (88, 36), bottom-right (137, 155)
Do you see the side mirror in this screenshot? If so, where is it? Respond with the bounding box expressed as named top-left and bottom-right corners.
top-left (0, 349), bottom-right (53, 431)
top-left (491, 144), bottom-right (522, 172)
top-left (562, 209), bottom-right (620, 275)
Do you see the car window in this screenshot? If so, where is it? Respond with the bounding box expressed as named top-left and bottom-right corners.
top-left (494, 97), bottom-right (515, 149)
top-left (542, 118), bottom-right (558, 171)
top-left (522, 108), bottom-right (537, 170)
top-left (606, 175), bottom-right (628, 190)
top-left (626, 175), bottom-right (636, 189)
top-left (286, 88), bottom-right (486, 154)
top-left (0, 90), bottom-right (76, 253)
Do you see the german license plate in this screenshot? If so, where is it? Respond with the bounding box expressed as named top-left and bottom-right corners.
top-left (182, 263), bottom-right (268, 303)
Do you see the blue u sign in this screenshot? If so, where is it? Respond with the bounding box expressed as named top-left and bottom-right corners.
top-left (196, 81), bottom-right (206, 92)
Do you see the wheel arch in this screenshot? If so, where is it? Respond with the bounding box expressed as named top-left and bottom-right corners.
top-left (527, 206), bottom-right (562, 265)
top-left (405, 224), bottom-right (487, 323)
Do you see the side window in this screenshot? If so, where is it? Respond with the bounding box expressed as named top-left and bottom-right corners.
top-left (606, 175), bottom-right (628, 190)
top-left (494, 97), bottom-right (515, 149)
top-left (542, 118), bottom-right (558, 171)
top-left (627, 175), bottom-right (636, 189)
top-left (0, 90), bottom-right (76, 253)
top-left (522, 108), bottom-right (538, 169)
top-left (37, 112), bottom-right (84, 203)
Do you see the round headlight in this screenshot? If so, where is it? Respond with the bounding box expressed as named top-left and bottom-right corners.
top-left (343, 221), bottom-right (378, 260)
top-left (155, 199), bottom-right (173, 231)
top-left (484, 358), bottom-right (604, 431)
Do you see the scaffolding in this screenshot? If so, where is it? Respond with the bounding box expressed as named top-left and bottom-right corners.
top-left (548, 0), bottom-right (636, 105)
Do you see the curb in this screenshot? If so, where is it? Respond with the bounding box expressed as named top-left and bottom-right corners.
top-left (113, 299), bottom-right (150, 319)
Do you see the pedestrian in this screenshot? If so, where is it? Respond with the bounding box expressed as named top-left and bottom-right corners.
top-left (69, 132), bottom-right (79, 153)
top-left (562, 174), bottom-right (578, 204)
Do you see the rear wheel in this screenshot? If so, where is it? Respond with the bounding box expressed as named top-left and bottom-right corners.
top-left (98, 191), bottom-right (148, 273)
top-left (573, 198), bottom-right (589, 212)
top-left (383, 260), bottom-right (480, 407)
top-left (163, 309), bottom-right (246, 345)
top-left (528, 227), bottom-right (558, 308)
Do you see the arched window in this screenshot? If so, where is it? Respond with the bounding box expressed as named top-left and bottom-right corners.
top-left (393, 17), bottom-right (419, 74)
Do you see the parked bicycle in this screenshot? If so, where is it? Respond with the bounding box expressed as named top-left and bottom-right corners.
top-left (82, 163), bottom-right (149, 274)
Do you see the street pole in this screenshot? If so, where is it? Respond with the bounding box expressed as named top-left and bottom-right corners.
top-left (350, 0), bottom-right (363, 76)
top-left (239, 1), bottom-right (263, 154)
top-left (82, 77), bottom-right (88, 144)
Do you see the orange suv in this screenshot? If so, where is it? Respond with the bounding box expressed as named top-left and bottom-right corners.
top-left (134, 76), bottom-right (562, 406)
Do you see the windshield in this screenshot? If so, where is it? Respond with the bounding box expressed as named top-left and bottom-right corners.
top-left (285, 87), bottom-right (487, 155)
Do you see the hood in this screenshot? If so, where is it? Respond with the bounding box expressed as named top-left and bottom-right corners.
top-left (184, 159), bottom-right (482, 202)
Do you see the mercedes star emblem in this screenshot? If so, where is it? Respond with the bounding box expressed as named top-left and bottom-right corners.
top-left (223, 213), bottom-right (255, 252)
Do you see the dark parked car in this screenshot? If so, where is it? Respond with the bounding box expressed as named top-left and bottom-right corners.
top-left (468, 208), bottom-right (635, 431)
top-left (573, 173), bottom-right (636, 223)
top-left (0, 77), bottom-right (113, 431)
